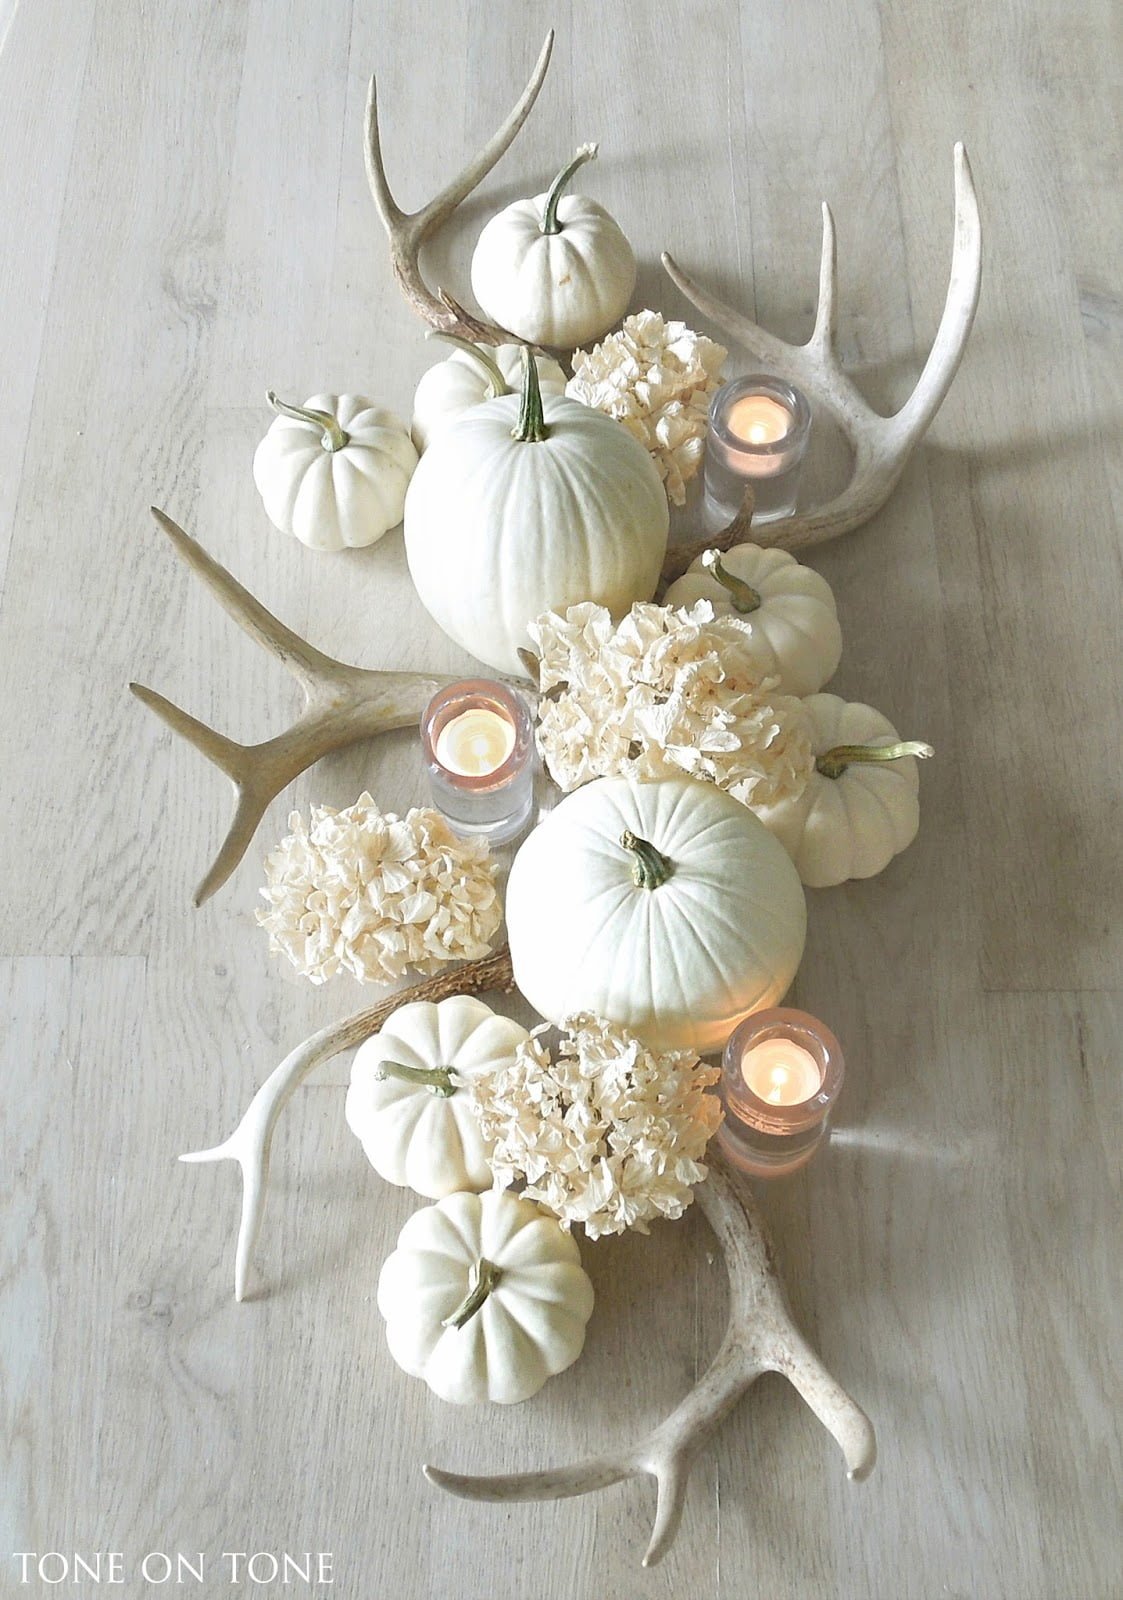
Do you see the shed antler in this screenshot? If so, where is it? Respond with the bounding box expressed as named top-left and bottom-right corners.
top-left (364, 30), bottom-right (554, 343)
top-left (130, 510), bottom-right (466, 904)
top-left (663, 143), bottom-right (982, 551)
top-left (425, 1150), bottom-right (876, 1567)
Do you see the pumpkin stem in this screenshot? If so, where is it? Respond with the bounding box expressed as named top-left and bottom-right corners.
top-left (541, 142), bottom-right (599, 235)
top-left (620, 830), bottom-right (675, 890)
top-left (425, 331), bottom-right (510, 399)
top-left (512, 347), bottom-right (550, 443)
top-left (443, 1257), bottom-right (503, 1329)
top-left (701, 549), bottom-right (762, 614)
top-left (375, 1059), bottom-right (458, 1098)
top-left (816, 740), bottom-right (934, 780)
top-left (266, 391), bottom-right (350, 453)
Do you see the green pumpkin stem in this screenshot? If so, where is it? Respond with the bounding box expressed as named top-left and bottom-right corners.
top-left (541, 142), bottom-right (599, 235)
top-left (513, 347), bottom-right (550, 443)
top-left (816, 740), bottom-right (934, 780)
top-left (425, 331), bottom-right (510, 399)
top-left (701, 549), bottom-right (762, 614)
top-left (266, 391), bottom-right (349, 452)
top-left (620, 830), bottom-right (675, 889)
top-left (375, 1059), bottom-right (458, 1098)
top-left (443, 1257), bottom-right (503, 1329)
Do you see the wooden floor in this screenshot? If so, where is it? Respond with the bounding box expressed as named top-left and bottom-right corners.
top-left (2, 1), bottom-right (1120, 1596)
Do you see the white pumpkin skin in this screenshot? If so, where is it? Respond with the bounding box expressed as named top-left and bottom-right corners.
top-left (404, 378), bottom-right (668, 676)
top-left (411, 342), bottom-right (566, 453)
top-left (505, 775), bottom-right (807, 1055)
top-left (377, 1189), bottom-right (595, 1405)
top-left (470, 146), bottom-right (636, 348)
top-left (752, 694), bottom-right (927, 888)
top-left (252, 393), bottom-right (417, 551)
top-left (663, 544), bottom-right (843, 697)
top-left (345, 996), bottom-right (530, 1200)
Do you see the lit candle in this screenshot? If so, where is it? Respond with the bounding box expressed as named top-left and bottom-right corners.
top-left (727, 395), bottom-right (793, 448)
top-left (741, 1038), bottom-right (822, 1105)
top-left (717, 1008), bottom-right (844, 1179)
top-left (421, 679), bottom-right (535, 844)
top-left (704, 375), bottom-right (811, 528)
top-left (434, 707), bottom-right (515, 777)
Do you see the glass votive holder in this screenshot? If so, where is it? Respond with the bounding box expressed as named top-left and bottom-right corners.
top-left (421, 679), bottom-right (535, 844)
top-left (716, 1007), bottom-right (844, 1179)
top-left (703, 374), bottom-right (812, 528)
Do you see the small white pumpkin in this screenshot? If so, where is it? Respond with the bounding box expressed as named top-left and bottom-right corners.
top-left (252, 391), bottom-right (417, 551)
top-left (662, 544), bottom-right (843, 697)
top-left (377, 1189), bottom-right (595, 1405)
top-left (410, 336), bottom-right (567, 452)
top-left (404, 352), bottom-right (668, 676)
top-left (470, 144), bottom-right (636, 349)
top-left (752, 694), bottom-right (934, 887)
top-left (505, 774), bottom-right (807, 1055)
top-left (345, 996), bottom-right (530, 1200)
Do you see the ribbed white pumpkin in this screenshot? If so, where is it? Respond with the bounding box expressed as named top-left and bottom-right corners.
top-left (752, 694), bottom-right (933, 887)
top-left (663, 544), bottom-right (843, 697)
top-left (345, 996), bottom-right (530, 1200)
top-left (410, 338), bottom-right (566, 452)
top-left (252, 392), bottom-right (417, 551)
top-left (377, 1189), bottom-right (595, 1405)
top-left (470, 145), bottom-right (636, 349)
top-left (505, 775), bottom-right (807, 1054)
top-left (404, 355), bottom-right (668, 676)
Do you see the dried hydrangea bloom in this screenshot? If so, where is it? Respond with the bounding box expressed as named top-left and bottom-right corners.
top-left (530, 600), bottom-right (814, 809)
top-left (468, 1016), bottom-right (723, 1239)
top-left (257, 793), bottom-right (501, 985)
top-left (566, 310), bottom-right (727, 504)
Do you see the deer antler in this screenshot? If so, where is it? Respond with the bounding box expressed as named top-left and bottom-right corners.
top-left (180, 947), bottom-right (516, 1301)
top-left (364, 31), bottom-right (554, 343)
top-left (130, 509), bottom-right (471, 905)
top-left (425, 1148), bottom-right (876, 1566)
top-left (662, 143), bottom-right (982, 552)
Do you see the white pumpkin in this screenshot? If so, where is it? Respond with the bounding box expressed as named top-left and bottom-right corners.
top-left (377, 1189), bottom-right (594, 1405)
top-left (252, 391), bottom-right (417, 551)
top-left (404, 354), bottom-right (668, 676)
top-left (345, 996), bottom-right (530, 1200)
top-left (752, 694), bottom-right (934, 887)
top-left (410, 337), bottom-right (566, 453)
top-left (662, 544), bottom-right (843, 697)
top-left (470, 144), bottom-right (636, 348)
top-left (505, 775), bottom-right (807, 1055)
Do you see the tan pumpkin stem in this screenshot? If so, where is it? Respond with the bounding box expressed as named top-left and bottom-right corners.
top-left (376, 1059), bottom-right (459, 1098)
top-left (425, 331), bottom-right (511, 398)
top-left (620, 830), bottom-right (674, 889)
top-left (816, 740), bottom-right (934, 780)
top-left (443, 1258), bottom-right (504, 1329)
top-left (700, 549), bottom-right (761, 613)
top-left (266, 390), bottom-right (349, 452)
top-left (541, 142), bottom-right (599, 235)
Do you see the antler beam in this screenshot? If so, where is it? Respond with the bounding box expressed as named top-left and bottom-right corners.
top-left (662, 143), bottom-right (982, 551)
top-left (426, 1149), bottom-right (876, 1566)
top-left (365, 31), bottom-right (554, 343)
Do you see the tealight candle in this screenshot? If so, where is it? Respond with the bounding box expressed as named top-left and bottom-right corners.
top-left (704, 374), bottom-right (811, 528)
top-left (421, 680), bottom-right (535, 844)
top-left (717, 1008), bottom-right (844, 1178)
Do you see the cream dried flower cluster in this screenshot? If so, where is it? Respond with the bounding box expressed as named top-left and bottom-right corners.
top-left (566, 310), bottom-right (727, 504)
top-left (257, 793), bottom-right (501, 985)
top-left (530, 600), bottom-right (814, 809)
top-left (468, 1015), bottom-right (723, 1239)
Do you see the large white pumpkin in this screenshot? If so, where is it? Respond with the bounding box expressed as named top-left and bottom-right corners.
top-left (505, 775), bottom-right (807, 1054)
top-left (752, 694), bottom-right (933, 887)
top-left (410, 338), bottom-right (566, 453)
top-left (404, 356), bottom-right (668, 676)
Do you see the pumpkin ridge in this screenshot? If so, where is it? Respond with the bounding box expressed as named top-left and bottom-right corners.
top-left (660, 888), bottom-right (746, 1017)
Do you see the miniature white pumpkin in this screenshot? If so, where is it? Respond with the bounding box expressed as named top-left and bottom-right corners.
top-left (505, 774), bottom-right (807, 1055)
top-left (470, 144), bottom-right (636, 348)
top-left (662, 544), bottom-right (843, 696)
top-left (345, 997), bottom-right (530, 1199)
top-left (752, 694), bottom-right (934, 887)
top-left (404, 353), bottom-right (668, 676)
top-left (252, 391), bottom-right (417, 551)
top-left (377, 1189), bottom-right (595, 1405)
top-left (410, 336), bottom-right (567, 452)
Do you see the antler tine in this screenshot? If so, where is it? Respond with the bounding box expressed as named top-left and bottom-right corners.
top-left (425, 1151), bottom-right (876, 1567)
top-left (810, 201), bottom-right (838, 358)
top-left (180, 950), bottom-right (516, 1300)
top-left (364, 30), bottom-right (555, 343)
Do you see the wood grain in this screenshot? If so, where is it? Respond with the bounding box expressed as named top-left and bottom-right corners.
top-left (1, 0), bottom-right (1120, 1596)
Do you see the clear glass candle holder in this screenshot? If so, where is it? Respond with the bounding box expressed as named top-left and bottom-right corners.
top-left (421, 680), bottom-right (535, 845)
top-left (716, 1007), bottom-right (844, 1179)
top-left (703, 374), bottom-right (812, 528)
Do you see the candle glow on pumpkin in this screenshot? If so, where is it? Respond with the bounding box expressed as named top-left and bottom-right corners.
top-left (434, 707), bottom-right (515, 777)
top-left (740, 1038), bottom-right (823, 1106)
top-left (727, 394), bottom-right (793, 448)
